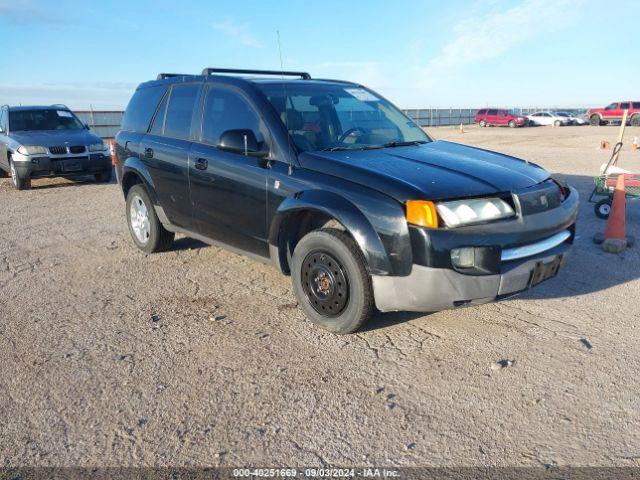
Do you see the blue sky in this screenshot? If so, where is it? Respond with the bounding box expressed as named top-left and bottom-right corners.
top-left (0, 0), bottom-right (637, 110)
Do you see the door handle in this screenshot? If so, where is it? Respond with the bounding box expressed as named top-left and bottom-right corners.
top-left (144, 147), bottom-right (154, 159)
top-left (195, 158), bottom-right (208, 170)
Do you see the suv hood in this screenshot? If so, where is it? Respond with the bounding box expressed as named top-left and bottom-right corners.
top-left (299, 140), bottom-right (549, 202)
top-left (10, 129), bottom-right (102, 147)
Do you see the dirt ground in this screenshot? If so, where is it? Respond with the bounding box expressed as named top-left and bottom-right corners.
top-left (1, 125), bottom-right (639, 469)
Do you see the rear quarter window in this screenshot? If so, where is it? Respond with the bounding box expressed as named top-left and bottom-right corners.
top-left (121, 85), bottom-right (168, 132)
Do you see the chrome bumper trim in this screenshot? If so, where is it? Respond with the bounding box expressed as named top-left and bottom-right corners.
top-left (501, 229), bottom-right (571, 262)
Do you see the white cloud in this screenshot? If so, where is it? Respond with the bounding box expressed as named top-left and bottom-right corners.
top-left (418, 0), bottom-right (582, 79)
top-left (0, 82), bottom-right (137, 110)
top-left (213, 19), bottom-right (262, 48)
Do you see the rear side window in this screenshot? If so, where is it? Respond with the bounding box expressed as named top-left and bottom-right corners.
top-left (201, 87), bottom-right (264, 146)
top-left (121, 85), bottom-right (167, 132)
top-left (487, 109), bottom-right (497, 115)
top-left (164, 84), bottom-right (200, 140)
top-left (149, 93), bottom-right (169, 136)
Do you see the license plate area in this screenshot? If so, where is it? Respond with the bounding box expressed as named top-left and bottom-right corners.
top-left (529, 255), bottom-right (562, 287)
top-left (62, 160), bottom-right (82, 172)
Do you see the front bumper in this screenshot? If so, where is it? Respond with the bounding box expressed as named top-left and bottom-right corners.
top-left (12, 152), bottom-right (111, 178)
top-left (373, 241), bottom-right (571, 312)
top-left (372, 186), bottom-right (579, 313)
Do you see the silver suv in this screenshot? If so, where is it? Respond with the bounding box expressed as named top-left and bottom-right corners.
top-left (0, 105), bottom-right (112, 190)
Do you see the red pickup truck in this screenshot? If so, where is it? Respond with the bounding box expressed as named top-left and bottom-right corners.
top-left (587, 102), bottom-right (640, 126)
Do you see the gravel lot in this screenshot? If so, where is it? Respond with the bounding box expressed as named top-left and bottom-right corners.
top-left (1, 125), bottom-right (639, 468)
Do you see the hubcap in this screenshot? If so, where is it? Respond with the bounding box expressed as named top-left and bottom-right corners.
top-left (600, 204), bottom-right (611, 215)
top-left (301, 251), bottom-right (349, 317)
top-left (130, 194), bottom-right (151, 244)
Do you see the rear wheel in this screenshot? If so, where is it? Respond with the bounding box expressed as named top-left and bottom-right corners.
top-left (590, 114), bottom-right (601, 126)
top-left (479, 120), bottom-right (487, 127)
top-left (291, 228), bottom-right (373, 334)
top-left (631, 115), bottom-right (640, 127)
top-left (10, 160), bottom-right (31, 190)
top-left (508, 120), bottom-right (516, 128)
top-left (595, 198), bottom-right (612, 219)
top-left (125, 184), bottom-right (174, 253)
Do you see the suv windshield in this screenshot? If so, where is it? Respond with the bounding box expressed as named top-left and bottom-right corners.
top-left (258, 83), bottom-right (431, 152)
top-left (9, 109), bottom-right (85, 132)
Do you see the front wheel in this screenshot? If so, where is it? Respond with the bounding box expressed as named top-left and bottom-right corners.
top-left (10, 160), bottom-right (31, 190)
top-left (590, 115), bottom-right (601, 126)
top-left (554, 120), bottom-right (561, 127)
top-left (595, 198), bottom-right (612, 219)
top-left (631, 115), bottom-right (640, 127)
top-left (291, 228), bottom-right (373, 334)
top-left (508, 120), bottom-right (516, 128)
top-left (125, 184), bottom-right (175, 253)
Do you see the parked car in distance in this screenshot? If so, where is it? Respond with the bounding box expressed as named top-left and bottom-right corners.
top-left (527, 111), bottom-right (571, 127)
top-left (555, 112), bottom-right (586, 125)
top-left (116, 68), bottom-right (578, 334)
top-left (475, 109), bottom-right (528, 128)
top-left (0, 105), bottom-right (112, 190)
top-left (587, 102), bottom-right (640, 126)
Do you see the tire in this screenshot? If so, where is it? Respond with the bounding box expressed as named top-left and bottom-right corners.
top-left (9, 160), bottom-right (31, 190)
top-left (94, 169), bottom-right (112, 183)
top-left (125, 184), bottom-right (174, 253)
top-left (594, 198), bottom-right (612, 219)
top-left (479, 120), bottom-right (487, 127)
top-left (631, 115), bottom-right (640, 127)
top-left (291, 228), bottom-right (373, 334)
top-left (590, 114), bottom-right (601, 126)
top-left (508, 120), bottom-right (516, 128)
top-left (554, 120), bottom-right (561, 127)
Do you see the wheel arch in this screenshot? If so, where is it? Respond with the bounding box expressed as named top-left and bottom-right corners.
top-left (121, 157), bottom-right (158, 205)
top-left (269, 190), bottom-right (394, 276)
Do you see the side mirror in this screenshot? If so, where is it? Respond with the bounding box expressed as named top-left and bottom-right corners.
top-left (218, 129), bottom-right (268, 157)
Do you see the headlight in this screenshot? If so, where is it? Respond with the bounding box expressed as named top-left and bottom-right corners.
top-left (436, 197), bottom-right (515, 227)
top-left (17, 145), bottom-right (47, 155)
top-left (89, 142), bottom-right (107, 152)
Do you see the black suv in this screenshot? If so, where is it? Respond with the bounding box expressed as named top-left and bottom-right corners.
top-left (0, 105), bottom-right (112, 190)
top-left (115, 68), bottom-right (579, 334)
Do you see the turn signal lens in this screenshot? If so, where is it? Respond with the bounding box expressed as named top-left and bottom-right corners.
top-left (406, 200), bottom-right (439, 228)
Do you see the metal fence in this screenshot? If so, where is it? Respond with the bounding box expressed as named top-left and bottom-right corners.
top-left (75, 111), bottom-right (123, 139)
top-left (74, 108), bottom-right (589, 138)
top-left (403, 107), bottom-right (588, 127)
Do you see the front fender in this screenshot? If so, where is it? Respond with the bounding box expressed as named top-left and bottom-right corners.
top-left (270, 190), bottom-right (395, 275)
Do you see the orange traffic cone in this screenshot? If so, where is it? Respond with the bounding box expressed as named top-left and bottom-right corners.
top-left (459, 123), bottom-right (464, 134)
top-left (109, 139), bottom-right (116, 166)
top-left (600, 175), bottom-right (631, 253)
top-left (632, 137), bottom-right (639, 151)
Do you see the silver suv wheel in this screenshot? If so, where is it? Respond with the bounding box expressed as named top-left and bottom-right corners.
top-left (129, 193), bottom-right (150, 244)
top-left (10, 162), bottom-right (17, 186)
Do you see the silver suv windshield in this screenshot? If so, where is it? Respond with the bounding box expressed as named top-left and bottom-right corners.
top-left (9, 109), bottom-right (85, 132)
top-left (258, 83), bottom-right (431, 152)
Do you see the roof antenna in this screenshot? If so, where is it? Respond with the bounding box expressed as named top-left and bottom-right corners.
top-left (277, 30), bottom-right (295, 175)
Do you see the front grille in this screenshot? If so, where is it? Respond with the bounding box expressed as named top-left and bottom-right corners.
top-left (69, 145), bottom-right (86, 154)
top-left (49, 146), bottom-right (68, 155)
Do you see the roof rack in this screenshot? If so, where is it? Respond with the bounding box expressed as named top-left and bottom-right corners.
top-left (156, 73), bottom-right (191, 80)
top-left (201, 68), bottom-right (311, 80)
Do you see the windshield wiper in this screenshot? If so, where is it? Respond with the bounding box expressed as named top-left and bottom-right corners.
top-left (379, 140), bottom-right (428, 148)
top-left (320, 145), bottom-right (384, 152)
